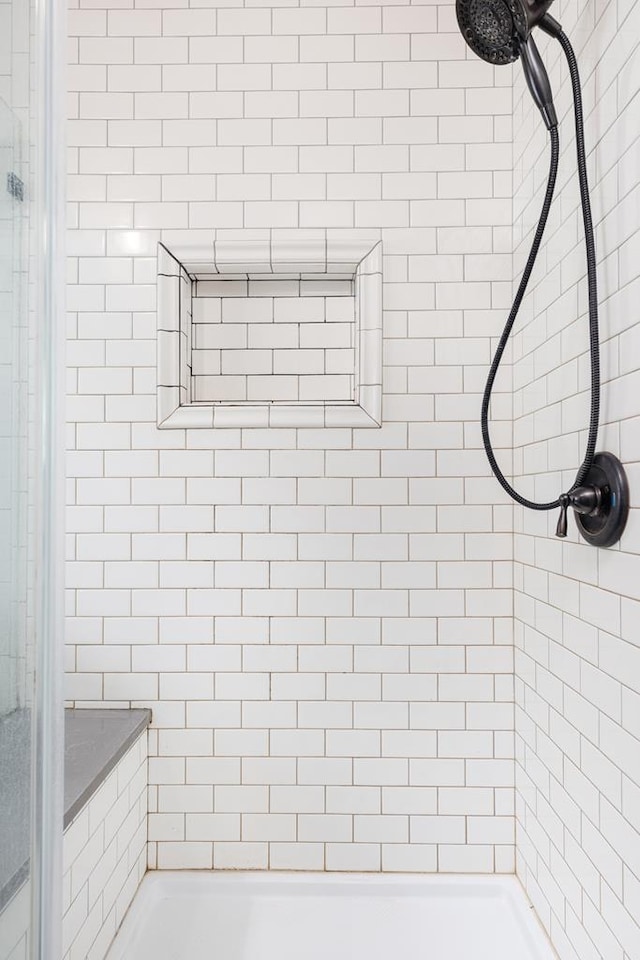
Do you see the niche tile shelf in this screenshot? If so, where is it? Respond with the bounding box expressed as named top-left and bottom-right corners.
top-left (157, 235), bottom-right (382, 429)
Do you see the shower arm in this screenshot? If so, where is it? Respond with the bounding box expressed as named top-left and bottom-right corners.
top-left (480, 14), bottom-right (629, 546)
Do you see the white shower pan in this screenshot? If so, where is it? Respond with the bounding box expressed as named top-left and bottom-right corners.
top-left (106, 872), bottom-right (557, 960)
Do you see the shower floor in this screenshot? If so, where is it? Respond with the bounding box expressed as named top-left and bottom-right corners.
top-left (105, 872), bottom-right (556, 960)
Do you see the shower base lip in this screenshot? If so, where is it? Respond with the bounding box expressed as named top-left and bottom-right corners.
top-left (106, 871), bottom-right (557, 960)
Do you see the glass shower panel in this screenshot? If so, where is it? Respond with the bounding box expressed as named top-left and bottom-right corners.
top-left (0, 97), bottom-right (26, 716)
top-left (0, 0), bottom-right (64, 951)
top-left (0, 77), bottom-right (32, 951)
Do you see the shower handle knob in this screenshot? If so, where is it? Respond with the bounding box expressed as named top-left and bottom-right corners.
top-left (555, 485), bottom-right (602, 538)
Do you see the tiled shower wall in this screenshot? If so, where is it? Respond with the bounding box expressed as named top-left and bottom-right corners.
top-left (66, 1), bottom-right (516, 870)
top-left (512, 1), bottom-right (640, 958)
top-left (190, 278), bottom-right (356, 404)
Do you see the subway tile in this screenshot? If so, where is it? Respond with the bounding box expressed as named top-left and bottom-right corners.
top-left (64, 0), bottom-right (640, 917)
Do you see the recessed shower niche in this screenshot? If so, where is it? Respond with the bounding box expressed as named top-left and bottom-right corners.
top-left (157, 235), bottom-right (382, 429)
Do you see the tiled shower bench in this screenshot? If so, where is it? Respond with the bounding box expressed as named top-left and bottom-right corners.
top-left (0, 708), bottom-right (150, 960)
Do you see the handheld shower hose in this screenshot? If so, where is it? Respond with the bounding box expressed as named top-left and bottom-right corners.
top-left (455, 1), bottom-right (628, 546)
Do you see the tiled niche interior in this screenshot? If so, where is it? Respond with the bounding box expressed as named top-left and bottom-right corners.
top-left (193, 279), bottom-right (355, 404)
top-left (157, 236), bottom-right (382, 429)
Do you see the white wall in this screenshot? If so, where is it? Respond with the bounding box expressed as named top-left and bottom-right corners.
top-left (66, 0), bottom-right (515, 871)
top-left (512, 2), bottom-right (640, 959)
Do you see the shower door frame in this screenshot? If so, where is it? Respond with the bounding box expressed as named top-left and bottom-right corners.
top-left (30, 0), bottom-right (65, 953)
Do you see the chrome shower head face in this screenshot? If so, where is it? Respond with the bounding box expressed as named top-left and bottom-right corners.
top-left (456, 0), bottom-right (526, 64)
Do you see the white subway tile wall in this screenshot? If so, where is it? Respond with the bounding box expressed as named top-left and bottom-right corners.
top-left (512, 2), bottom-right (640, 959)
top-left (0, 883), bottom-right (29, 960)
top-left (66, 0), bottom-right (515, 870)
top-left (62, 735), bottom-right (147, 960)
top-left (191, 282), bottom-right (355, 404)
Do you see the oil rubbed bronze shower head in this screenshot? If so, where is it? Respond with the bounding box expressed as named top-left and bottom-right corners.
top-left (455, 0), bottom-right (560, 129)
top-left (455, 0), bottom-right (555, 62)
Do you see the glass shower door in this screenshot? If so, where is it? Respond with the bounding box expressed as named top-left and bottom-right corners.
top-left (0, 85), bottom-right (33, 959)
top-left (0, 0), bottom-right (64, 952)
top-left (0, 97), bottom-right (25, 721)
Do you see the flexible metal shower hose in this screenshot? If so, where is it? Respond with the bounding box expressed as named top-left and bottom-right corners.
top-left (480, 28), bottom-right (601, 512)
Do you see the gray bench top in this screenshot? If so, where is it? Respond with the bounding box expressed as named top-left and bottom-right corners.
top-left (0, 707), bottom-right (150, 914)
top-left (64, 708), bottom-right (151, 828)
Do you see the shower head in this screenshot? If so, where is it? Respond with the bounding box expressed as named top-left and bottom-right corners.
top-left (456, 0), bottom-right (560, 129)
top-left (455, 0), bottom-right (554, 63)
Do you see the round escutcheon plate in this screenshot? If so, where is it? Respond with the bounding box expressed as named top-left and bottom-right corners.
top-left (575, 452), bottom-right (629, 548)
